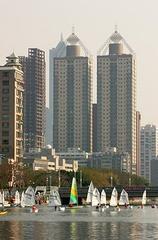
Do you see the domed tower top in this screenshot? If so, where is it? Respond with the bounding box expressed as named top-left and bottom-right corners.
top-left (98, 26), bottom-right (135, 56)
top-left (66, 27), bottom-right (90, 57)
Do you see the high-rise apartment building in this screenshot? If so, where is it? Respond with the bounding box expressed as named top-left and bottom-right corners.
top-left (46, 34), bottom-right (66, 145)
top-left (140, 124), bottom-right (158, 183)
top-left (97, 29), bottom-right (137, 174)
top-left (19, 48), bottom-right (46, 152)
top-left (0, 53), bottom-right (24, 163)
top-left (53, 31), bottom-right (93, 152)
top-left (92, 103), bottom-right (97, 152)
top-left (136, 111), bottom-right (141, 175)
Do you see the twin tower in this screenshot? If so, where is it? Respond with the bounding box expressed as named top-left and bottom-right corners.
top-left (49, 30), bottom-right (137, 173)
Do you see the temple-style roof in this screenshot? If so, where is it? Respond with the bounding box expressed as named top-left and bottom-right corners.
top-left (6, 52), bottom-right (22, 68)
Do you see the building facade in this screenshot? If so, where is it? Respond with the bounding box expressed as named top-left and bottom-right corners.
top-left (92, 103), bottom-right (97, 152)
top-left (53, 31), bottom-right (93, 152)
top-left (0, 53), bottom-right (24, 163)
top-left (47, 34), bottom-right (66, 145)
top-left (97, 30), bottom-right (137, 174)
top-left (88, 149), bottom-right (131, 173)
top-left (136, 111), bottom-right (141, 175)
top-left (140, 124), bottom-right (158, 183)
top-left (19, 48), bottom-right (46, 152)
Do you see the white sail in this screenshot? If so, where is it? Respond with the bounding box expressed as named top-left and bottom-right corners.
top-left (119, 189), bottom-right (129, 206)
top-left (142, 190), bottom-right (146, 205)
top-left (48, 190), bottom-right (61, 207)
top-left (0, 191), bottom-right (4, 207)
top-left (21, 191), bottom-right (25, 208)
top-left (14, 190), bottom-right (20, 205)
top-left (24, 186), bottom-right (35, 207)
top-left (100, 189), bottom-right (106, 205)
top-left (86, 181), bottom-right (94, 204)
top-left (92, 188), bottom-right (100, 207)
top-left (110, 187), bottom-right (118, 207)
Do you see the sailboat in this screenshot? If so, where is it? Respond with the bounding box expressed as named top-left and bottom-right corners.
top-left (142, 189), bottom-right (146, 206)
top-left (0, 191), bottom-right (4, 208)
top-left (14, 190), bottom-right (20, 206)
top-left (110, 187), bottom-right (118, 207)
top-left (86, 181), bottom-right (94, 205)
top-left (68, 177), bottom-right (82, 209)
top-left (69, 177), bottom-right (78, 206)
top-left (0, 191), bottom-right (10, 208)
top-left (48, 189), bottom-right (65, 211)
top-left (91, 188), bottom-right (100, 207)
top-left (0, 192), bottom-right (7, 215)
top-left (20, 191), bottom-right (25, 208)
top-left (119, 189), bottom-right (129, 206)
top-left (100, 189), bottom-right (106, 206)
top-left (21, 186), bottom-right (36, 208)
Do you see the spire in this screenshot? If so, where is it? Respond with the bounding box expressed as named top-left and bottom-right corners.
top-left (60, 32), bottom-right (63, 42)
top-left (72, 25), bottom-right (75, 34)
top-left (114, 24), bottom-right (118, 33)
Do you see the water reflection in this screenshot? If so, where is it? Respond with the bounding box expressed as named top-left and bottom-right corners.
top-left (1, 208), bottom-right (158, 239)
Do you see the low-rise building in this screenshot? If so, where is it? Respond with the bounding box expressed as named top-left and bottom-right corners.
top-left (57, 148), bottom-right (89, 167)
top-left (23, 146), bottom-right (78, 172)
top-left (89, 148), bottom-right (131, 173)
top-left (33, 156), bottom-right (78, 172)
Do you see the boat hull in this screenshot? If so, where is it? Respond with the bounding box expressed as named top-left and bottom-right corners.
top-left (0, 211), bottom-right (7, 215)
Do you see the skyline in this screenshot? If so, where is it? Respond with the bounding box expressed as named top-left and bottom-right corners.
top-left (1, 0), bottom-right (158, 126)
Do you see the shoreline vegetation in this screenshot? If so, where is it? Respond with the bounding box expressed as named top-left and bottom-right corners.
top-left (0, 161), bottom-right (148, 189)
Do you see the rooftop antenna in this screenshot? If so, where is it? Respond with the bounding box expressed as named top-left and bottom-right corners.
top-left (114, 24), bottom-right (118, 33)
top-left (72, 25), bottom-right (75, 34)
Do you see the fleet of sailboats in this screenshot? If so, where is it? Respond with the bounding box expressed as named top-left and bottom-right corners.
top-left (0, 180), bottom-right (157, 214)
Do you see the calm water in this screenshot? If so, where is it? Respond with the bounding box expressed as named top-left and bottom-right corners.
top-left (0, 206), bottom-right (158, 240)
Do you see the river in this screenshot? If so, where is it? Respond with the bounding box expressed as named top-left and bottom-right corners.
top-left (0, 206), bottom-right (158, 239)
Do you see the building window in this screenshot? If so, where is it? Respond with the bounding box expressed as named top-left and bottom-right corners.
top-left (2, 122), bottom-right (9, 128)
top-left (2, 139), bottom-right (9, 144)
top-left (2, 72), bottom-right (9, 77)
top-left (2, 80), bottom-right (9, 86)
top-left (2, 88), bottom-right (9, 94)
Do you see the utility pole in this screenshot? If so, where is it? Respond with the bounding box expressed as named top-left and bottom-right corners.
top-left (80, 170), bottom-right (82, 188)
top-left (58, 169), bottom-right (61, 188)
top-left (49, 175), bottom-right (52, 188)
top-left (110, 176), bottom-right (113, 187)
top-left (129, 177), bottom-right (131, 186)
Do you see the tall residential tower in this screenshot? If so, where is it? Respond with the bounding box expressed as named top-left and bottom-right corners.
top-left (53, 31), bottom-right (93, 152)
top-left (19, 48), bottom-right (46, 152)
top-left (0, 53), bottom-right (24, 163)
top-left (97, 29), bottom-right (137, 173)
top-left (140, 124), bottom-right (158, 183)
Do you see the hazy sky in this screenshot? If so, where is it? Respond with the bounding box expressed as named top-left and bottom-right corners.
top-left (0, 0), bottom-right (158, 126)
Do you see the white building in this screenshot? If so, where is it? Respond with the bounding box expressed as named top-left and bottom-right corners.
top-left (46, 34), bottom-right (66, 145)
top-left (33, 155), bottom-right (78, 172)
top-left (140, 124), bottom-right (158, 183)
